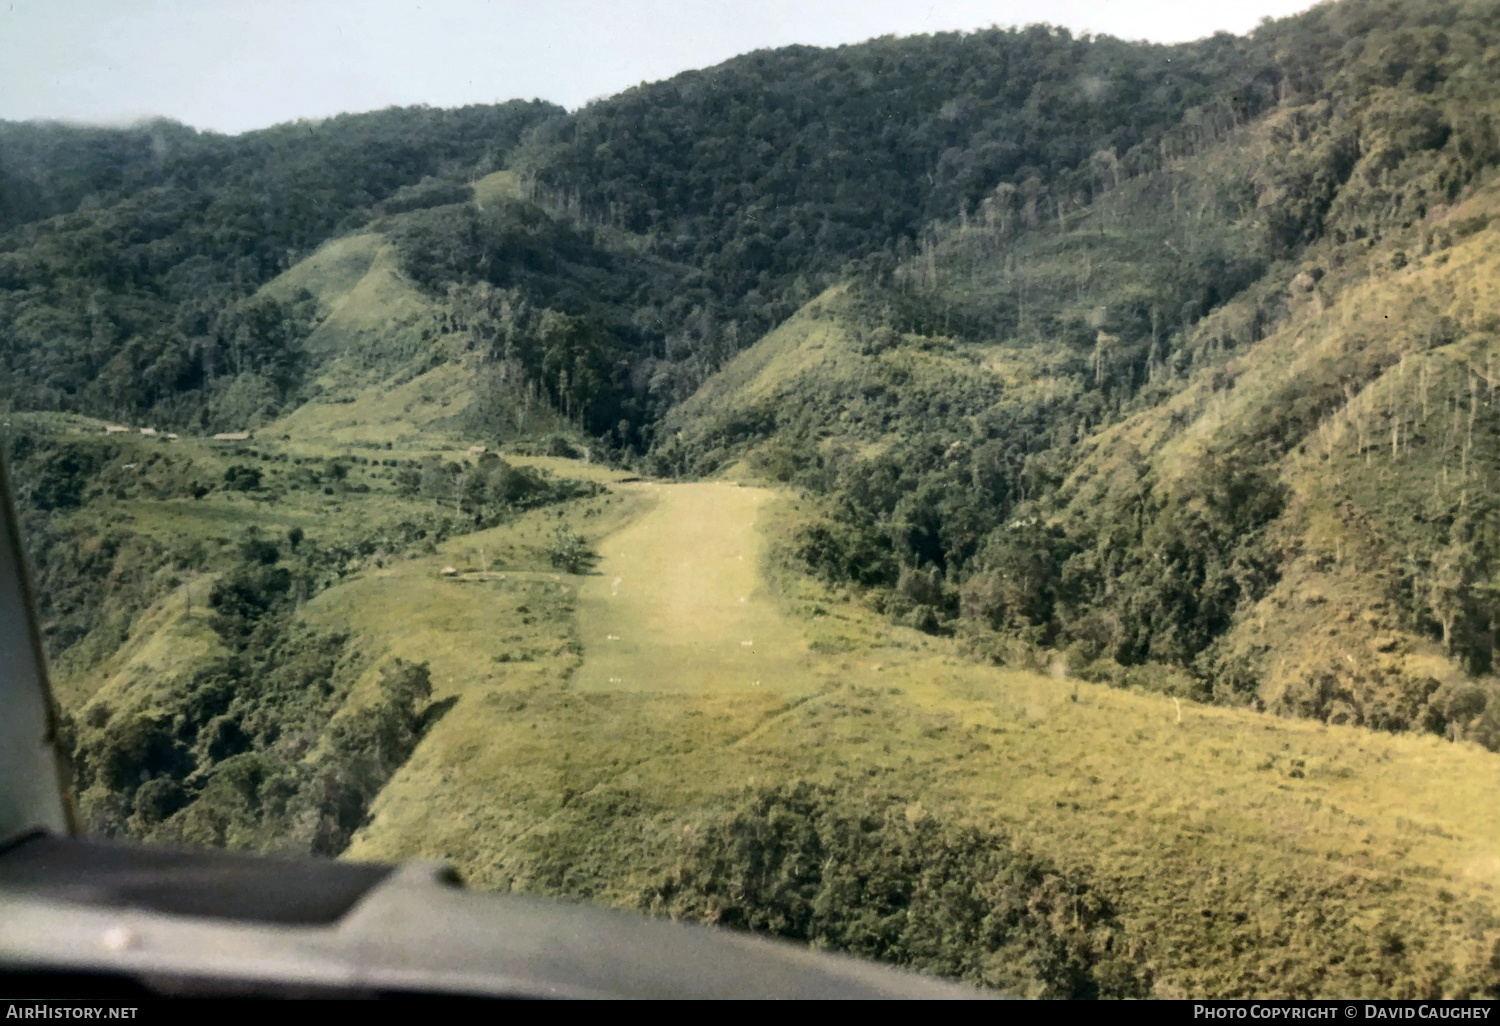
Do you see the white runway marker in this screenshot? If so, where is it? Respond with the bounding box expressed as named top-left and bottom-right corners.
top-left (741, 640), bottom-right (754, 647)
top-left (611, 577), bottom-right (622, 596)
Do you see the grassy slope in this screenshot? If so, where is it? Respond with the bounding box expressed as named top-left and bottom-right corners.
top-left (258, 231), bottom-right (479, 450)
top-left (1054, 177), bottom-right (1500, 722)
top-left (1254, 206), bottom-right (1500, 720)
top-left (343, 469), bottom-right (1500, 998)
top-left (662, 285), bottom-right (1037, 474)
top-left (55, 576), bottom-right (224, 713)
top-left (358, 163), bottom-right (1500, 991)
top-left (37, 188), bottom-right (605, 719)
top-left (670, 288), bottom-right (859, 416)
top-left (29, 392), bottom-right (1498, 994)
top-left (471, 169), bottom-right (524, 209)
top-left (41, 420), bottom-right (477, 716)
top-left (661, 135), bottom-right (1500, 733)
top-left (258, 183), bottom-right (577, 453)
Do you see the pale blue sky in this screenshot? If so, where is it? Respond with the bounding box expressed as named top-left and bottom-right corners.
top-left (0, 1), bottom-right (1321, 135)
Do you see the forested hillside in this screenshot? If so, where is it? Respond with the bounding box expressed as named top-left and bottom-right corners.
top-left (514, 25), bottom-right (1277, 340)
top-left (3, 0), bottom-right (1500, 998)
top-left (0, 102), bottom-right (559, 428)
top-left (0, 18), bottom-right (1297, 446)
top-left (657, 0), bottom-right (1500, 750)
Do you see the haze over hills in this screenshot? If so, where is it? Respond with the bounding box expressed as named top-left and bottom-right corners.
top-left (2, 0), bottom-right (1499, 997)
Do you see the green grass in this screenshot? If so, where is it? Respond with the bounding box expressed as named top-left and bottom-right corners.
top-left (272, 359), bottom-right (478, 451)
top-left (27, 413), bottom-right (599, 707)
top-left (471, 170), bottom-right (524, 209)
top-left (55, 575), bottom-right (224, 712)
top-left (571, 482), bottom-right (814, 695)
top-left (338, 474), bottom-right (1500, 997)
top-left (18, 97), bottom-right (1500, 998)
top-left (257, 230), bottom-right (478, 450)
top-left (35, 414), bottom-right (1497, 993)
top-left (264, 233), bottom-right (437, 371)
top-left (1053, 177), bottom-right (1500, 724)
top-left (255, 213), bottom-right (583, 454)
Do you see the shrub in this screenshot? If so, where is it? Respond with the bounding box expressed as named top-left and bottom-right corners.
top-left (223, 465), bottom-right (262, 491)
top-left (642, 783), bottom-right (1150, 998)
top-left (547, 436), bottom-right (580, 458)
top-left (548, 524), bottom-right (596, 574)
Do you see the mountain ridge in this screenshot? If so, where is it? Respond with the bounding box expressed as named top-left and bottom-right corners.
top-left (2, 0), bottom-right (1499, 996)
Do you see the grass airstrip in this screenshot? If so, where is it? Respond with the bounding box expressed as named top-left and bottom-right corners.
top-left (30, 178), bottom-right (1500, 992)
top-left (308, 464), bottom-right (1500, 998)
top-left (26, 402), bottom-right (1497, 996)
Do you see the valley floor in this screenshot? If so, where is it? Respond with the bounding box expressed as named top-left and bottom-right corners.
top-left (332, 470), bottom-right (1500, 998)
